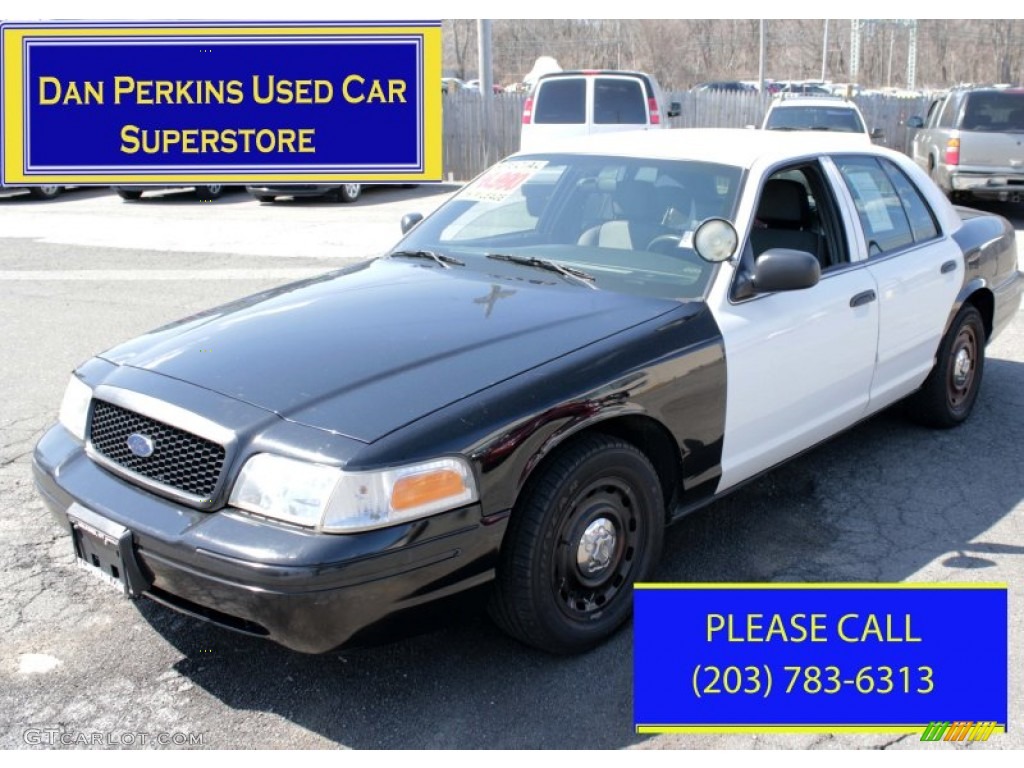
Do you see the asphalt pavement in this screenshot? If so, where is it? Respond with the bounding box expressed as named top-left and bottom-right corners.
top-left (1, 187), bottom-right (1023, 750)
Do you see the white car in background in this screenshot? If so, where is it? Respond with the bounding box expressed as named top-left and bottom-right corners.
top-left (762, 96), bottom-right (884, 143)
top-left (520, 70), bottom-right (680, 152)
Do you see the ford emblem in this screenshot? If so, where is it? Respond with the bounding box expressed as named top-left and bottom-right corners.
top-left (126, 433), bottom-right (155, 458)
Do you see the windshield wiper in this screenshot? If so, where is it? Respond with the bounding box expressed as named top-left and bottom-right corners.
top-left (486, 253), bottom-right (596, 288)
top-left (389, 249), bottom-right (465, 268)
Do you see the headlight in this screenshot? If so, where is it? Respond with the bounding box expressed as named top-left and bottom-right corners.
top-left (58, 374), bottom-right (92, 441)
top-left (229, 454), bottom-right (478, 533)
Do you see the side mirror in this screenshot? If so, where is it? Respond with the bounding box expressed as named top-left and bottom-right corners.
top-left (906, 116), bottom-right (924, 129)
top-left (400, 212), bottom-right (423, 234)
top-left (752, 248), bottom-right (820, 292)
top-left (667, 101), bottom-right (682, 118)
top-left (870, 127), bottom-right (885, 140)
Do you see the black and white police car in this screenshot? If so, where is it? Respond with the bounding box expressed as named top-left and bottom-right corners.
top-left (35, 129), bottom-right (1022, 655)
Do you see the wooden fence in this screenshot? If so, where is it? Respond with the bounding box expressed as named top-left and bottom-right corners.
top-left (441, 91), bottom-right (933, 181)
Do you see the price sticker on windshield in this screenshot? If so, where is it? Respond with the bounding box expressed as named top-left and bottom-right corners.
top-left (462, 160), bottom-right (549, 202)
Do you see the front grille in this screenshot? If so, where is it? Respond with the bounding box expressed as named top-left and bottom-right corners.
top-left (89, 400), bottom-right (226, 498)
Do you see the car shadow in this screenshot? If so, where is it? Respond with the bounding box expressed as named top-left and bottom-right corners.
top-left (138, 354), bottom-right (1024, 748)
top-left (113, 188), bottom-right (250, 206)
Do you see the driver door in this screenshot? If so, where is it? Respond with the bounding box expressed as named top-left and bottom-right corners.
top-left (711, 161), bottom-right (880, 491)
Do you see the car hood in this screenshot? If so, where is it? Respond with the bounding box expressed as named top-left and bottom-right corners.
top-left (100, 258), bottom-right (681, 442)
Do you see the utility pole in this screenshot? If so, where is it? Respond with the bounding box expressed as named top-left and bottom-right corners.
top-left (477, 20), bottom-right (493, 165)
top-left (821, 19), bottom-right (829, 82)
top-left (478, 19), bottom-right (493, 99)
top-left (758, 20), bottom-right (766, 96)
top-left (850, 19), bottom-right (860, 81)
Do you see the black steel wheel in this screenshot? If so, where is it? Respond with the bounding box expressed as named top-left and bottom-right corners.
top-left (908, 304), bottom-right (985, 428)
top-left (489, 434), bottom-right (664, 653)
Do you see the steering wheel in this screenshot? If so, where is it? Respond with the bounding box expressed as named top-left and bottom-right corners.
top-left (646, 234), bottom-right (684, 255)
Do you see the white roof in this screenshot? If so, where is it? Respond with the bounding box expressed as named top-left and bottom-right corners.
top-left (513, 128), bottom-right (889, 169)
top-left (769, 96), bottom-right (860, 109)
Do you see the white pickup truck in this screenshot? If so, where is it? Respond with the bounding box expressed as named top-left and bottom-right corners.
top-left (909, 87), bottom-right (1024, 203)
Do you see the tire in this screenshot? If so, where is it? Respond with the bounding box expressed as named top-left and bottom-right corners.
top-left (337, 183), bottom-right (362, 203)
top-left (255, 195), bottom-right (275, 203)
top-left (116, 190), bottom-right (143, 201)
top-left (28, 185), bottom-right (63, 200)
top-left (195, 184), bottom-right (223, 200)
top-left (489, 434), bottom-right (664, 654)
top-left (907, 304), bottom-right (985, 428)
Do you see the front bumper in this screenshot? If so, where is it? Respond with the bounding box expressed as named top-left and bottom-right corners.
top-left (33, 425), bottom-right (506, 653)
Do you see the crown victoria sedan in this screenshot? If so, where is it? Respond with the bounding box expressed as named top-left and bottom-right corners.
top-left (34, 130), bottom-right (1021, 654)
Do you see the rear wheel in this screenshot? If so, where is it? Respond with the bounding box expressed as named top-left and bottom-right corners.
top-left (195, 184), bottom-right (224, 200)
top-left (337, 183), bottom-right (362, 203)
top-left (907, 304), bottom-right (985, 428)
top-left (116, 189), bottom-right (142, 201)
top-left (489, 434), bottom-right (664, 654)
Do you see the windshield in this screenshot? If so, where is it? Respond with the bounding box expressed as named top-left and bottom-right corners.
top-left (396, 154), bottom-right (743, 300)
top-left (765, 105), bottom-right (866, 133)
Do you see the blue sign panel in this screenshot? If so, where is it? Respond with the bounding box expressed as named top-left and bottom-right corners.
top-left (634, 584), bottom-right (1007, 734)
top-left (1, 22), bottom-right (442, 184)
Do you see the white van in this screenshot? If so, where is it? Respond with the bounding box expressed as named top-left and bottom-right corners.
top-left (520, 70), bottom-right (680, 152)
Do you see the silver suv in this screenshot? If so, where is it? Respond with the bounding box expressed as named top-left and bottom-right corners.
top-left (909, 87), bottom-right (1024, 202)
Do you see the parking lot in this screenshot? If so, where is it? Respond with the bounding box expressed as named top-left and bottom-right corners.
top-left (2, 187), bottom-right (1023, 750)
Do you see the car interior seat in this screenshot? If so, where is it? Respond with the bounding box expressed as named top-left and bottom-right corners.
top-left (749, 178), bottom-right (824, 263)
top-left (576, 180), bottom-right (666, 250)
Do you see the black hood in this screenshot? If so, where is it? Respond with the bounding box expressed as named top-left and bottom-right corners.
top-left (100, 258), bottom-right (681, 442)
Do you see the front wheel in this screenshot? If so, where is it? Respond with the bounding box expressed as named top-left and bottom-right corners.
top-left (489, 434), bottom-right (664, 654)
top-left (907, 304), bottom-right (985, 428)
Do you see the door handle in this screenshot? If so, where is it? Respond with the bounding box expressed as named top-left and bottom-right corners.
top-left (850, 290), bottom-right (876, 308)
top-left (941, 260), bottom-right (957, 274)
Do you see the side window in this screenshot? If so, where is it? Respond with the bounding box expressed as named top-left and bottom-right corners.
top-left (835, 156), bottom-right (914, 256)
top-left (937, 94), bottom-right (960, 129)
top-left (879, 159), bottom-right (940, 242)
top-left (924, 99), bottom-right (941, 127)
top-left (593, 78), bottom-right (646, 124)
top-left (749, 162), bottom-right (849, 271)
top-left (533, 79), bottom-right (585, 124)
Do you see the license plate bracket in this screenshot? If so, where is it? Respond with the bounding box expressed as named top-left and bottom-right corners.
top-left (67, 502), bottom-right (147, 597)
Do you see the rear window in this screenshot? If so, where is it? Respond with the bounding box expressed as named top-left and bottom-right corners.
top-left (961, 92), bottom-right (1024, 131)
top-left (765, 106), bottom-right (865, 133)
top-left (533, 78), bottom-right (586, 124)
top-left (594, 78), bottom-right (647, 124)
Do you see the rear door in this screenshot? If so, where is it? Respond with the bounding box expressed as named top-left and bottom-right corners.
top-left (590, 76), bottom-right (651, 137)
top-left (832, 154), bottom-right (962, 410)
top-left (521, 76), bottom-right (587, 151)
